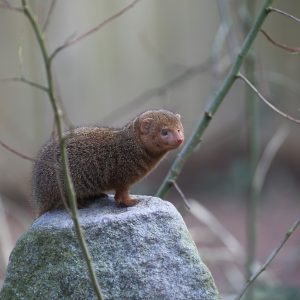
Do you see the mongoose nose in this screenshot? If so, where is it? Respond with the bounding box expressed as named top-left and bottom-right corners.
top-left (177, 138), bottom-right (183, 145)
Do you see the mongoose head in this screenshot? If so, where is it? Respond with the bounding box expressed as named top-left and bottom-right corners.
top-left (137, 110), bottom-right (184, 154)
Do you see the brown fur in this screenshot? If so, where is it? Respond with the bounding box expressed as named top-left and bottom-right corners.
top-left (32, 110), bottom-right (184, 215)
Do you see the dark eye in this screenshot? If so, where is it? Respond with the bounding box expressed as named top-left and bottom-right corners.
top-left (161, 129), bottom-right (169, 136)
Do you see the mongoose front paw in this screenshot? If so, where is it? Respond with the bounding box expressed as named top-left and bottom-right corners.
top-left (115, 190), bottom-right (139, 207)
top-left (118, 198), bottom-right (139, 207)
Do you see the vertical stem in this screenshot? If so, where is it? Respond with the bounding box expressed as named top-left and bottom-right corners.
top-left (215, 3), bottom-right (260, 297)
top-left (21, 1), bottom-right (104, 299)
top-left (241, 2), bottom-right (260, 299)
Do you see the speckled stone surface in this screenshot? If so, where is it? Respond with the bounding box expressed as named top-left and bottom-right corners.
top-left (0, 196), bottom-right (219, 300)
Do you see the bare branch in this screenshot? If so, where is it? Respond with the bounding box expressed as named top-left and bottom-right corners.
top-left (0, 0), bottom-right (23, 12)
top-left (268, 7), bottom-right (300, 23)
top-left (173, 182), bottom-right (191, 210)
top-left (0, 76), bottom-right (48, 92)
top-left (0, 138), bottom-right (36, 163)
top-left (237, 73), bottom-right (300, 124)
top-left (50, 0), bottom-right (142, 61)
top-left (216, 0), bottom-right (240, 60)
top-left (42, 0), bottom-right (57, 32)
top-left (54, 78), bottom-right (75, 129)
top-left (260, 29), bottom-right (300, 53)
top-left (190, 199), bottom-right (244, 259)
top-left (253, 126), bottom-right (289, 195)
top-left (235, 217), bottom-right (300, 299)
top-left (0, 138), bottom-right (59, 170)
top-left (102, 59), bottom-right (212, 124)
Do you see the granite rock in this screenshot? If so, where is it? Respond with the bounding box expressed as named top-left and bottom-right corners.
top-left (0, 196), bottom-right (219, 300)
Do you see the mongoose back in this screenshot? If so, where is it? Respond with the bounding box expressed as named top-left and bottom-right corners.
top-left (32, 109), bottom-right (184, 215)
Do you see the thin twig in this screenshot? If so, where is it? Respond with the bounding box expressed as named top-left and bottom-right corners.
top-left (50, 0), bottom-right (141, 61)
top-left (253, 126), bottom-right (289, 195)
top-left (0, 138), bottom-right (59, 170)
top-left (0, 0), bottom-right (23, 12)
top-left (0, 77), bottom-right (48, 92)
top-left (235, 217), bottom-right (300, 300)
top-left (178, 196), bottom-right (259, 288)
top-left (260, 29), bottom-right (300, 53)
top-left (216, 0), bottom-right (240, 60)
top-left (210, 24), bottom-right (230, 87)
top-left (54, 78), bottom-right (75, 129)
top-left (0, 138), bottom-right (37, 163)
top-left (17, 44), bottom-right (25, 78)
top-left (176, 191), bottom-right (245, 273)
top-left (173, 182), bottom-right (191, 210)
top-left (102, 59), bottom-right (212, 124)
top-left (189, 199), bottom-right (278, 293)
top-left (42, 0), bottom-right (57, 32)
top-left (52, 131), bottom-right (72, 217)
top-left (237, 73), bottom-right (300, 124)
top-left (268, 7), bottom-right (300, 23)
top-left (189, 199), bottom-right (244, 259)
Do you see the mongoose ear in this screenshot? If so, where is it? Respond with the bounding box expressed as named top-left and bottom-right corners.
top-left (140, 118), bottom-right (153, 134)
top-left (176, 114), bottom-right (181, 120)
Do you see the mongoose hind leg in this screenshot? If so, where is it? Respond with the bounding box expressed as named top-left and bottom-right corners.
top-left (115, 188), bottom-right (139, 207)
top-left (77, 198), bottom-right (89, 209)
top-left (98, 193), bottom-right (109, 198)
top-left (77, 193), bottom-right (109, 208)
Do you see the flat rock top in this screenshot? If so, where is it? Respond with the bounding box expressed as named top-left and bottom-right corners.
top-left (33, 195), bottom-right (179, 229)
top-left (1, 196), bottom-right (219, 300)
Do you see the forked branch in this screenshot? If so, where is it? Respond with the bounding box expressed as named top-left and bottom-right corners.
top-left (156, 0), bottom-right (274, 198)
top-left (20, 0), bottom-right (104, 299)
top-left (0, 76), bottom-right (48, 92)
top-left (50, 0), bottom-right (141, 61)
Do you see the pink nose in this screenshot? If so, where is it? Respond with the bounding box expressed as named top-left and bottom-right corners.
top-left (177, 138), bottom-right (183, 145)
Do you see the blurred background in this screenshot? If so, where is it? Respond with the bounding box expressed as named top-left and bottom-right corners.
top-left (0, 0), bottom-right (300, 299)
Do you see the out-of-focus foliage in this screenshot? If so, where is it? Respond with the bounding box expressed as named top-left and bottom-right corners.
top-left (1, 1), bottom-right (300, 298)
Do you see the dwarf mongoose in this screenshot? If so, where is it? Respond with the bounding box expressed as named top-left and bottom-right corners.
top-left (32, 109), bottom-right (184, 215)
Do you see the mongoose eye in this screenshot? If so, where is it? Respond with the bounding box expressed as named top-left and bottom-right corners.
top-left (161, 128), bottom-right (169, 136)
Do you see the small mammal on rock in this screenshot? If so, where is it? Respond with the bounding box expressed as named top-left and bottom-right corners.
top-left (32, 109), bottom-right (184, 215)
